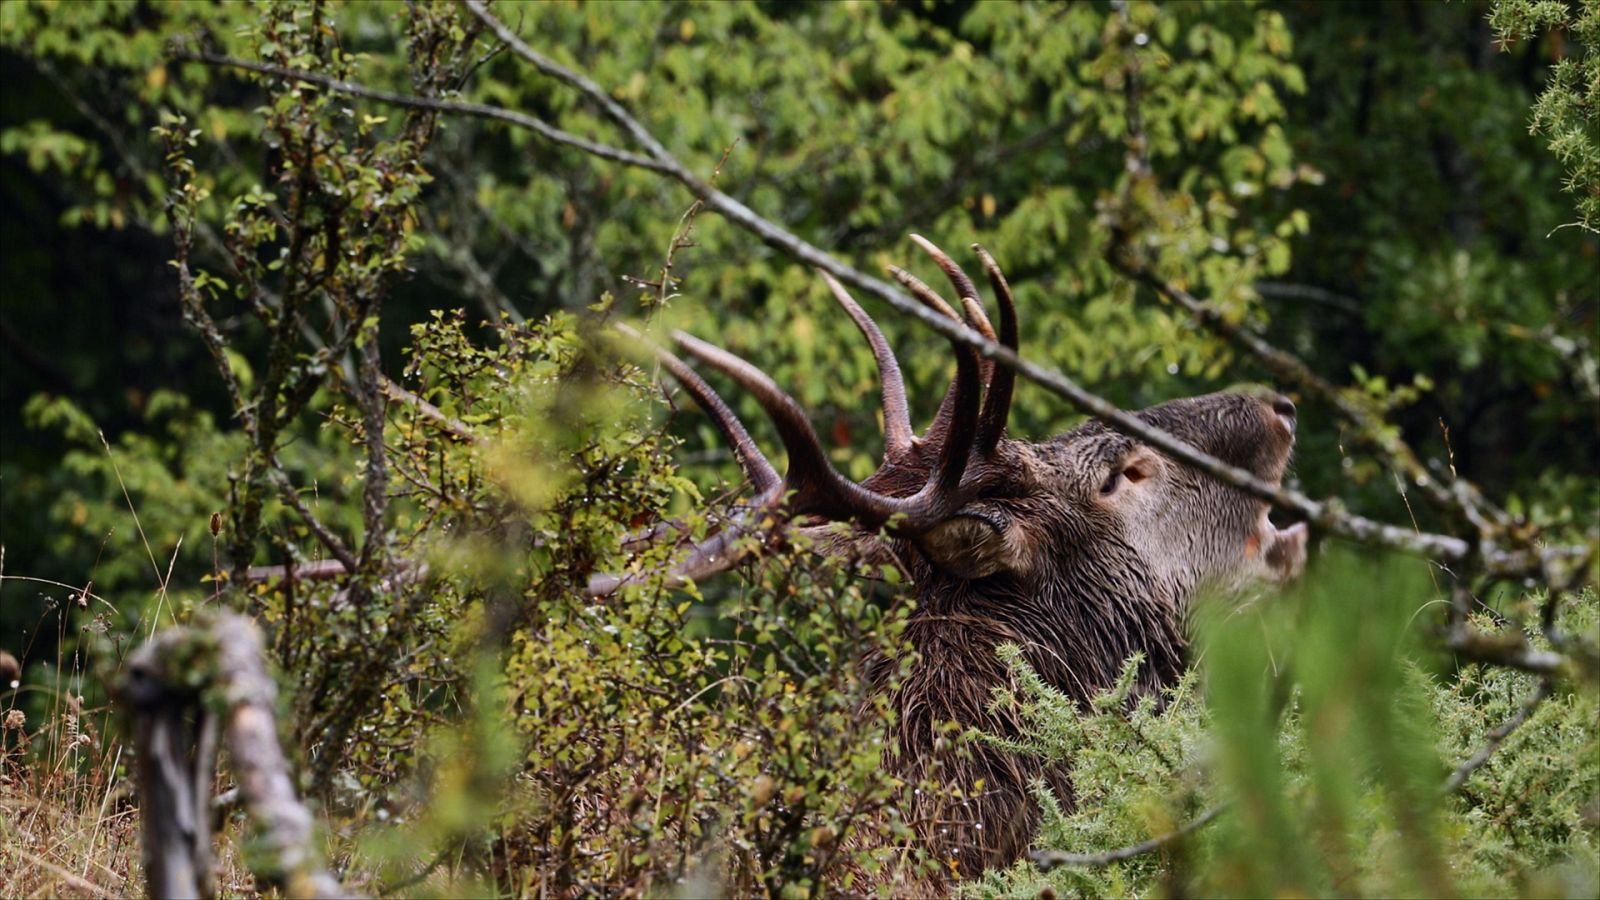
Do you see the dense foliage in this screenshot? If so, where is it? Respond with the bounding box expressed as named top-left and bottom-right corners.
top-left (1, 0), bottom-right (1595, 896)
top-left (1491, 0), bottom-right (1600, 233)
top-left (969, 573), bottom-right (1599, 898)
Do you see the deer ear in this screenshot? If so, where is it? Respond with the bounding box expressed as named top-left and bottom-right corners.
top-left (916, 510), bottom-right (1022, 580)
top-left (1098, 446), bottom-right (1165, 500)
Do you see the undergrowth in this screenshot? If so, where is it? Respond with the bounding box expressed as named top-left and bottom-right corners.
top-left (0, 606), bottom-right (254, 896)
top-left (3, 312), bottom-right (1595, 898)
top-left (965, 573), bottom-right (1600, 899)
top-left (2, 310), bottom-right (937, 897)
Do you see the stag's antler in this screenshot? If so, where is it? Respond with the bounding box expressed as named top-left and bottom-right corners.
top-left (588, 238), bottom-right (1019, 597)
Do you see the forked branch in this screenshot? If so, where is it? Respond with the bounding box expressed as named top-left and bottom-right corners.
top-left (1440, 678), bottom-right (1554, 795)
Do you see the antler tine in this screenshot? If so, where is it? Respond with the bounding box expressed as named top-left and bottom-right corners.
top-left (910, 233), bottom-right (997, 339)
top-left (592, 242), bottom-right (1007, 600)
top-left (909, 238), bottom-right (998, 437)
top-left (673, 330), bottom-right (972, 528)
top-left (961, 297), bottom-right (997, 341)
top-left (887, 265), bottom-right (964, 324)
top-left (972, 244), bottom-right (1019, 454)
top-left (929, 321), bottom-right (982, 493)
top-left (672, 331), bottom-right (910, 525)
top-left (615, 323), bottom-right (781, 494)
top-left (591, 264), bottom-right (996, 599)
top-left (672, 331), bottom-right (834, 492)
top-left (818, 270), bottom-right (915, 460)
top-left (888, 261), bottom-right (988, 454)
top-left (884, 263), bottom-right (983, 493)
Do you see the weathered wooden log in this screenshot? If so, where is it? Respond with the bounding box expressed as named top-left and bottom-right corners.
top-left (118, 612), bottom-right (354, 899)
top-left (119, 627), bottom-right (218, 899)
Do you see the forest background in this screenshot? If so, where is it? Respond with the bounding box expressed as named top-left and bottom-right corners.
top-left (0, 0), bottom-right (1597, 897)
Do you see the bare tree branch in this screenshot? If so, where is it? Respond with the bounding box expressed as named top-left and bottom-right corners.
top-left (1254, 281), bottom-right (1362, 316)
top-left (430, 214), bottom-right (528, 324)
top-left (268, 464), bottom-right (359, 574)
top-left (1097, 6), bottom-right (1595, 677)
top-left (246, 559), bottom-right (351, 581)
top-left (462, 0), bottom-right (681, 171)
top-left (171, 51), bottom-right (670, 175)
top-left (381, 378), bottom-right (477, 443)
top-left (1110, 255), bottom-right (1509, 535)
top-left (1445, 628), bottom-right (1572, 676)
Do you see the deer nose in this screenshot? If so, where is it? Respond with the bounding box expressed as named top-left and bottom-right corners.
top-left (1269, 394), bottom-right (1297, 432)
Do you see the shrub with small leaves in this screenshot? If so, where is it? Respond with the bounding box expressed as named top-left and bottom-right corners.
top-left (965, 557), bottom-right (1598, 899)
top-left (1490, 0), bottom-right (1600, 232)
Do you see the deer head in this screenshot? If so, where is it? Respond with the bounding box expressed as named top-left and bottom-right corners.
top-left (591, 237), bottom-right (1307, 873)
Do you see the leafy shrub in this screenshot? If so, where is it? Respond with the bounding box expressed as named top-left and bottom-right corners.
top-left (292, 309), bottom-right (933, 895)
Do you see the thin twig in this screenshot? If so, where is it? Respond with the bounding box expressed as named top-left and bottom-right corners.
top-left (1030, 805), bottom-right (1225, 870)
top-left (3, 846), bottom-right (118, 899)
top-left (96, 430), bottom-right (175, 636)
top-left (380, 378), bottom-right (476, 443)
top-left (245, 559), bottom-right (351, 582)
top-left (1114, 259), bottom-right (1503, 531)
top-left (462, 0), bottom-right (679, 168)
top-left (1446, 628), bottom-right (1570, 676)
top-left (172, 51), bottom-right (670, 175)
top-left (1254, 281), bottom-right (1362, 316)
top-left (376, 842), bottom-right (456, 893)
top-left (267, 466), bottom-right (359, 573)
top-left (97, 430), bottom-right (162, 591)
top-left (1440, 678), bottom-right (1553, 795)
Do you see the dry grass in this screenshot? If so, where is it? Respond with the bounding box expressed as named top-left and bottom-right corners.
top-left (2, 627), bottom-right (140, 899)
top-left (0, 606), bottom-right (255, 898)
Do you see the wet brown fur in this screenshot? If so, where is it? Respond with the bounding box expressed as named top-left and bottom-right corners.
top-left (842, 390), bottom-right (1299, 876)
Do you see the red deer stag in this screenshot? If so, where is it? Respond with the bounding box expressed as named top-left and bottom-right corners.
top-left (590, 236), bottom-right (1307, 876)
